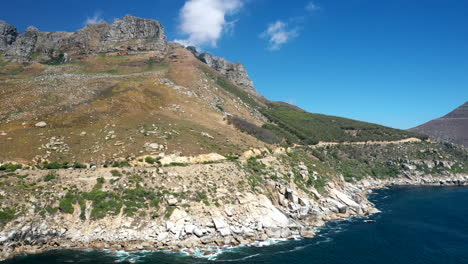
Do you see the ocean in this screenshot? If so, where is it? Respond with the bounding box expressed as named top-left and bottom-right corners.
top-left (3, 186), bottom-right (468, 264)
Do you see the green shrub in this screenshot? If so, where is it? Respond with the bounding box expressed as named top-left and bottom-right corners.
top-left (42, 161), bottom-right (68, 170)
top-left (82, 189), bottom-right (122, 219)
top-left (45, 206), bottom-right (58, 215)
top-left (44, 173), bottom-right (58, 182)
top-left (145, 156), bottom-right (157, 164)
top-left (42, 53), bottom-right (67, 65)
top-left (112, 161), bottom-right (130, 168)
top-left (0, 163), bottom-right (22, 172)
top-left (0, 208), bottom-right (16, 226)
top-left (164, 206), bottom-right (175, 218)
top-left (59, 198), bottom-right (74, 214)
top-left (195, 191), bottom-right (208, 202)
top-left (73, 162), bottom-right (87, 169)
top-left (110, 170), bottom-right (122, 177)
top-left (166, 162), bottom-right (187, 167)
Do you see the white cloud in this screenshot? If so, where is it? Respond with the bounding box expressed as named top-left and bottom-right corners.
top-left (84, 13), bottom-right (104, 26)
top-left (261, 21), bottom-right (298, 51)
top-left (306, 1), bottom-right (320, 12)
top-left (174, 0), bottom-right (243, 48)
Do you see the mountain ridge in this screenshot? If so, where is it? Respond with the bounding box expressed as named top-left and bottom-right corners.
top-left (410, 102), bottom-right (468, 147)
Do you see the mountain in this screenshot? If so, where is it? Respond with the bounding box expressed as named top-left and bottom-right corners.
top-left (410, 102), bottom-right (468, 147)
top-left (0, 15), bottom-right (467, 262)
top-left (0, 15), bottom-right (426, 164)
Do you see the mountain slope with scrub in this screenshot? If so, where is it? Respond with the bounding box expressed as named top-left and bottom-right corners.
top-left (0, 15), bottom-right (466, 261)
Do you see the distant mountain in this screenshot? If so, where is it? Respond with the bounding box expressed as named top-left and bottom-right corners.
top-left (410, 102), bottom-right (468, 147)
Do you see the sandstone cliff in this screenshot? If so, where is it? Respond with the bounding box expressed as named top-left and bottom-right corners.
top-left (187, 46), bottom-right (261, 98)
top-left (1, 15), bottom-right (167, 63)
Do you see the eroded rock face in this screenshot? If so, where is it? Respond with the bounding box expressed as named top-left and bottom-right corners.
top-left (2, 15), bottom-right (167, 62)
top-left (5, 26), bottom-right (38, 63)
top-left (0, 21), bottom-right (18, 51)
top-left (64, 15), bottom-right (167, 55)
top-left (187, 46), bottom-right (260, 97)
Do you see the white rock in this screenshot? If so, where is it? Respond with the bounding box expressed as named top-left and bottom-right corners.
top-left (185, 224), bottom-right (195, 234)
top-left (212, 217), bottom-right (228, 229)
top-left (35, 121), bottom-right (47, 128)
top-left (218, 227), bottom-right (231, 237)
top-left (193, 228), bottom-right (204, 237)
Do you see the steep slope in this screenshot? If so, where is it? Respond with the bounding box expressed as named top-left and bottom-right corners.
top-left (410, 102), bottom-right (468, 147)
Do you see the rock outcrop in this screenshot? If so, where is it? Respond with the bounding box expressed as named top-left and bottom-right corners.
top-left (0, 21), bottom-right (18, 51)
top-left (187, 46), bottom-right (261, 97)
top-left (5, 26), bottom-right (38, 63)
top-left (2, 15), bottom-right (167, 63)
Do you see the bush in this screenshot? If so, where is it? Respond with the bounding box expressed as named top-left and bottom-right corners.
top-left (0, 163), bottom-right (22, 172)
top-left (112, 161), bottom-right (130, 168)
top-left (73, 162), bottom-right (87, 169)
top-left (145, 156), bottom-right (157, 164)
top-left (164, 206), bottom-right (175, 218)
top-left (0, 208), bottom-right (16, 226)
top-left (42, 161), bottom-right (68, 170)
top-left (44, 173), bottom-right (58, 182)
top-left (166, 162), bottom-right (187, 167)
top-left (82, 189), bottom-right (122, 219)
top-left (42, 53), bottom-right (67, 65)
top-left (110, 170), bottom-right (122, 177)
top-left (59, 198), bottom-right (74, 214)
top-left (227, 116), bottom-right (280, 144)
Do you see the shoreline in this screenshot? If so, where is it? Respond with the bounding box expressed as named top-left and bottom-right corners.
top-left (2, 173), bottom-right (467, 262)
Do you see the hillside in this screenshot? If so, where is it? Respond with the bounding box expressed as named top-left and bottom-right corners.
top-left (0, 16), bottom-right (427, 166)
top-left (410, 102), bottom-right (468, 147)
top-left (0, 15), bottom-right (467, 261)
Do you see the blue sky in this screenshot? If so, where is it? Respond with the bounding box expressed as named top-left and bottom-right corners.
top-left (1, 0), bottom-right (467, 129)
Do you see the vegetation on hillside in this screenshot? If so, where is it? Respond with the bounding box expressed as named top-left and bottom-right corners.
top-left (261, 102), bottom-right (428, 145)
top-left (308, 141), bottom-right (468, 182)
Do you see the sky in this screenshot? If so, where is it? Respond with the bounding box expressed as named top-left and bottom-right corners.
top-left (1, 0), bottom-right (467, 129)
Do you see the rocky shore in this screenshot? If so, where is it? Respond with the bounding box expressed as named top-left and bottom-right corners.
top-left (1, 157), bottom-right (467, 261)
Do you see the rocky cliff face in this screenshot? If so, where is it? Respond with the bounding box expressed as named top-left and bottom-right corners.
top-left (5, 26), bottom-right (39, 63)
top-left (187, 46), bottom-right (261, 98)
top-left (0, 21), bottom-right (18, 51)
top-left (1, 15), bottom-right (167, 63)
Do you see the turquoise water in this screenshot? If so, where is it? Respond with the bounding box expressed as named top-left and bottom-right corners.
top-left (3, 186), bottom-right (468, 264)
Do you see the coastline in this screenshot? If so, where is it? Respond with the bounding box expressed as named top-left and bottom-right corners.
top-left (1, 170), bottom-right (467, 262)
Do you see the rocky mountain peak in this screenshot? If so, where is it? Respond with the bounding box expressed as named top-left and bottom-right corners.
top-left (0, 20), bottom-right (19, 51)
top-left (186, 46), bottom-right (260, 98)
top-left (1, 15), bottom-right (167, 63)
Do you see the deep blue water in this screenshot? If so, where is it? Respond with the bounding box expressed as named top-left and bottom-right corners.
top-left (3, 186), bottom-right (468, 264)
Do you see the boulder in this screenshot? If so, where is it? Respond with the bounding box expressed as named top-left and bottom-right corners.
top-left (193, 227), bottom-right (204, 238)
top-left (35, 121), bottom-right (47, 128)
top-left (212, 217), bottom-right (228, 230)
top-left (167, 198), bottom-right (178, 206)
top-left (300, 227), bottom-right (315, 238)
